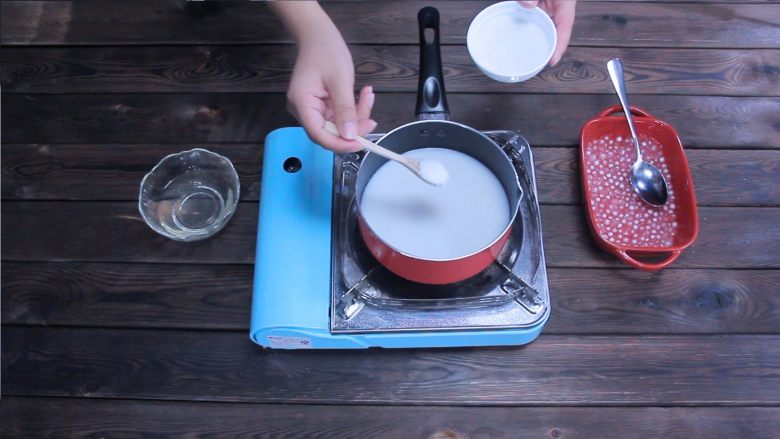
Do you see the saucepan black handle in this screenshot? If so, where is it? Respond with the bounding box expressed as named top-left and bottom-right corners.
top-left (415, 6), bottom-right (450, 120)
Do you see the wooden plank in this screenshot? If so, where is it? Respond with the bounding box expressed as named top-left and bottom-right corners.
top-left (4, 262), bottom-right (780, 334)
top-left (3, 327), bottom-right (779, 404)
top-left (1, 143), bottom-right (263, 201)
top-left (4, 145), bottom-right (779, 207)
top-left (1, 262), bottom-right (251, 330)
top-left (4, 93), bottom-right (779, 149)
top-left (547, 268), bottom-right (780, 334)
top-left (2, 201), bottom-right (779, 268)
top-left (0, 93), bottom-right (298, 146)
top-left (0, 201), bottom-right (259, 264)
top-left (4, 398), bottom-right (780, 439)
top-left (0, 0), bottom-right (290, 46)
top-left (3, 45), bottom-right (779, 96)
top-left (3, 1), bottom-right (779, 48)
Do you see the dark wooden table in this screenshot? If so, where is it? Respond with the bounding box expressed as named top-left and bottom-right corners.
top-left (2, 1), bottom-right (780, 437)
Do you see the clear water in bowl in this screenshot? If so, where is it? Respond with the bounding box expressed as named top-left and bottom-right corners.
top-left (139, 149), bottom-right (239, 241)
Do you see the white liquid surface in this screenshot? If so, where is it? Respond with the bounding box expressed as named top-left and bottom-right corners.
top-left (417, 159), bottom-right (450, 186)
top-left (471, 14), bottom-right (552, 76)
top-left (361, 148), bottom-right (511, 260)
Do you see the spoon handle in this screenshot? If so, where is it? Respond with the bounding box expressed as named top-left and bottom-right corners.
top-left (323, 121), bottom-right (409, 164)
top-left (607, 58), bottom-right (642, 161)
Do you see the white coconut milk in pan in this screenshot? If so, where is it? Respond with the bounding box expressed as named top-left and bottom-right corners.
top-left (360, 148), bottom-right (511, 260)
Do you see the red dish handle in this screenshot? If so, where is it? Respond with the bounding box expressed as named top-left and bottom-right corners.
top-left (616, 249), bottom-right (681, 271)
top-left (598, 105), bottom-right (654, 119)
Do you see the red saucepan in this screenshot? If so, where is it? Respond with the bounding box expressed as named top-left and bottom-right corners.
top-left (354, 7), bottom-right (522, 285)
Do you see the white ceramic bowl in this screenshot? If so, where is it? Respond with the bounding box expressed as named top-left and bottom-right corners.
top-left (467, 1), bottom-right (557, 83)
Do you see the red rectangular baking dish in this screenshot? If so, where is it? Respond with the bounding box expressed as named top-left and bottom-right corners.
top-left (580, 105), bottom-right (698, 270)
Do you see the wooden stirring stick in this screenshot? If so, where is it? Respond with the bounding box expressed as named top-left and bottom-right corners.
top-left (323, 121), bottom-right (449, 186)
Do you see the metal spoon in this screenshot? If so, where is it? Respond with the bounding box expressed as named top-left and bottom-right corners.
top-left (324, 121), bottom-right (449, 186)
top-left (606, 58), bottom-right (668, 206)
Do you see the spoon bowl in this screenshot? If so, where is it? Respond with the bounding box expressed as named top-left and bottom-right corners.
top-left (630, 159), bottom-right (668, 207)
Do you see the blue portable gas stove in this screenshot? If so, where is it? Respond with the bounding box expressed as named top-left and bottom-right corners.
top-left (250, 127), bottom-right (550, 349)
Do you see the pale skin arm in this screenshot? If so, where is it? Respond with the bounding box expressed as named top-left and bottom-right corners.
top-left (520, 0), bottom-right (577, 66)
top-left (268, 1), bottom-right (376, 152)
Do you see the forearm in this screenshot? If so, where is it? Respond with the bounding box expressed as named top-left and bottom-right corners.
top-left (268, 1), bottom-right (341, 47)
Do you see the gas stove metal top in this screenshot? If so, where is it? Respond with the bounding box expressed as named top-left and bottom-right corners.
top-left (330, 131), bottom-right (549, 333)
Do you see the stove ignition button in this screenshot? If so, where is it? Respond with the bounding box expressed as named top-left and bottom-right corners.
top-left (283, 157), bottom-right (302, 173)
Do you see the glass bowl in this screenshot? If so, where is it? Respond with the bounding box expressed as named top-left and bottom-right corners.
top-left (139, 148), bottom-right (240, 241)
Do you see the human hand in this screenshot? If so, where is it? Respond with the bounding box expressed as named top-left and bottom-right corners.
top-left (519, 0), bottom-right (577, 66)
top-left (287, 33), bottom-right (377, 153)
